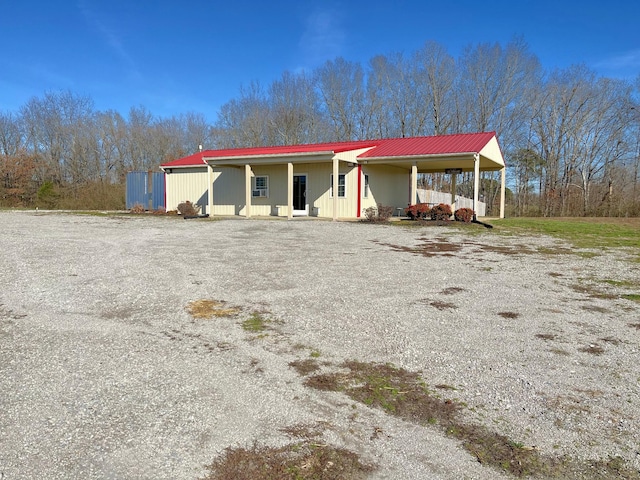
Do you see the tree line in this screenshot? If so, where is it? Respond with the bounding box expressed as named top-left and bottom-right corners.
top-left (1, 38), bottom-right (639, 215)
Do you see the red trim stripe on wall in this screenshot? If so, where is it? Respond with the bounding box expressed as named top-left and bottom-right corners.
top-left (357, 164), bottom-right (362, 218)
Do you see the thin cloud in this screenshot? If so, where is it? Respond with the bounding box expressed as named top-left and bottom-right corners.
top-left (298, 5), bottom-right (347, 66)
top-left (77, 1), bottom-right (142, 81)
top-left (594, 48), bottom-right (640, 71)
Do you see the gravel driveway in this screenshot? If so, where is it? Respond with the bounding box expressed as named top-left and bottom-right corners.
top-left (1, 212), bottom-right (639, 479)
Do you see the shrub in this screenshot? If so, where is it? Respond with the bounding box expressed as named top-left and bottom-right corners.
top-left (405, 203), bottom-right (432, 220)
top-left (130, 203), bottom-right (145, 214)
top-left (404, 204), bottom-right (418, 219)
top-left (454, 207), bottom-right (474, 223)
top-left (430, 203), bottom-right (452, 221)
top-left (177, 201), bottom-right (200, 216)
top-left (36, 181), bottom-right (59, 209)
top-left (363, 204), bottom-right (394, 222)
top-left (416, 203), bottom-right (431, 219)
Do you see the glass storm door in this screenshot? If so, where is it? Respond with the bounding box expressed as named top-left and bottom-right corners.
top-left (293, 175), bottom-right (307, 215)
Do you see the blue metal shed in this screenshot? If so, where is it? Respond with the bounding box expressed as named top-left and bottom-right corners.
top-left (126, 171), bottom-right (165, 210)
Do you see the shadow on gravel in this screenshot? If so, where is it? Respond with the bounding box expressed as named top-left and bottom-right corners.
top-left (295, 360), bottom-right (639, 479)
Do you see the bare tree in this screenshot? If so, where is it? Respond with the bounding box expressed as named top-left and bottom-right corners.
top-left (268, 71), bottom-right (325, 145)
top-left (315, 58), bottom-right (369, 140)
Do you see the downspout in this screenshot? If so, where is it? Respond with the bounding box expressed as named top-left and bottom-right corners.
top-left (357, 164), bottom-right (362, 218)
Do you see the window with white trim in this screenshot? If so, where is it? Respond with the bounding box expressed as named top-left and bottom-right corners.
top-left (252, 175), bottom-right (269, 198)
top-left (330, 173), bottom-right (346, 198)
top-left (363, 174), bottom-right (370, 198)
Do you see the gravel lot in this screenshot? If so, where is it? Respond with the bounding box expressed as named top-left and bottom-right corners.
top-left (1, 211), bottom-right (639, 479)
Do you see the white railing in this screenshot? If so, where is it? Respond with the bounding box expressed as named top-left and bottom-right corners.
top-left (416, 189), bottom-right (486, 217)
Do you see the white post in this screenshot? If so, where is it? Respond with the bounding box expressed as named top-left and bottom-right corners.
top-left (450, 173), bottom-right (457, 212)
top-left (410, 163), bottom-right (418, 205)
top-left (473, 154), bottom-right (480, 220)
top-left (245, 164), bottom-right (252, 218)
top-left (207, 164), bottom-right (214, 216)
top-left (332, 157), bottom-right (339, 221)
top-left (287, 162), bottom-right (293, 220)
top-left (500, 166), bottom-right (506, 218)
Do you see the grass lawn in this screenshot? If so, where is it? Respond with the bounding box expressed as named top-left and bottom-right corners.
top-left (491, 217), bottom-right (640, 250)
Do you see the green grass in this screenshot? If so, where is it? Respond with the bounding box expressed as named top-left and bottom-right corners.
top-left (491, 218), bottom-right (640, 250)
top-left (241, 312), bottom-right (269, 333)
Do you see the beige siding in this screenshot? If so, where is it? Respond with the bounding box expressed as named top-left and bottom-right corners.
top-left (165, 167), bottom-right (209, 213)
top-left (360, 164), bottom-right (410, 213)
top-left (211, 167), bottom-right (245, 215)
top-left (304, 162), bottom-right (358, 218)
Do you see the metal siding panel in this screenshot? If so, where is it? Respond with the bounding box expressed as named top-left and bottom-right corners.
top-left (126, 171), bottom-right (148, 209)
top-left (152, 172), bottom-right (165, 210)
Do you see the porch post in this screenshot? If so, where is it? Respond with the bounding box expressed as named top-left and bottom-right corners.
top-left (245, 164), bottom-right (252, 218)
top-left (207, 164), bottom-right (214, 216)
top-left (410, 163), bottom-right (418, 205)
top-left (450, 173), bottom-right (457, 212)
top-left (332, 157), bottom-right (339, 221)
top-left (500, 166), bottom-right (506, 218)
top-left (287, 162), bottom-right (293, 220)
top-left (473, 153), bottom-right (480, 220)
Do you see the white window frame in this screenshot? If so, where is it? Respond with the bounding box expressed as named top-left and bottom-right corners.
top-left (363, 173), bottom-right (370, 198)
top-left (252, 175), bottom-right (269, 198)
top-left (330, 173), bottom-right (346, 198)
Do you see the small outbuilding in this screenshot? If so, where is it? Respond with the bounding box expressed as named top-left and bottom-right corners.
top-left (160, 132), bottom-right (506, 219)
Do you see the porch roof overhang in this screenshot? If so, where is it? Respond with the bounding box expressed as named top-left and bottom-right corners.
top-left (203, 151), bottom-right (337, 167)
top-left (359, 152), bottom-right (503, 172)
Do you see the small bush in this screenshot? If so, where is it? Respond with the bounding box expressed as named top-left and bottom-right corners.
top-left (177, 200), bottom-right (200, 216)
top-left (130, 203), bottom-right (145, 214)
top-left (404, 203), bottom-right (430, 220)
top-left (404, 204), bottom-right (418, 219)
top-left (416, 203), bottom-right (431, 218)
top-left (430, 203), bottom-right (452, 221)
top-left (362, 204), bottom-right (394, 222)
top-left (454, 207), bottom-right (474, 223)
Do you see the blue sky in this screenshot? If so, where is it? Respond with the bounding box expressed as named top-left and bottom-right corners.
top-left (1, 0), bottom-right (639, 122)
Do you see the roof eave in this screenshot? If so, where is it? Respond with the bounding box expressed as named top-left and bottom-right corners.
top-left (204, 151), bottom-right (336, 165)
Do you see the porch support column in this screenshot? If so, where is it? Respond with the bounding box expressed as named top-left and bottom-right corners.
top-left (473, 153), bottom-right (480, 221)
top-left (332, 157), bottom-right (339, 221)
top-left (450, 173), bottom-right (457, 212)
top-left (499, 166), bottom-right (506, 218)
top-left (245, 164), bottom-right (252, 218)
top-left (410, 163), bottom-right (418, 205)
top-left (287, 162), bottom-right (293, 220)
top-left (207, 164), bottom-right (214, 216)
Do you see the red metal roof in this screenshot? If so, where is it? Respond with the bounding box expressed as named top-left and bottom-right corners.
top-left (357, 132), bottom-right (497, 158)
top-left (203, 140), bottom-right (381, 159)
top-left (161, 151), bottom-right (208, 167)
top-left (161, 132), bottom-right (496, 167)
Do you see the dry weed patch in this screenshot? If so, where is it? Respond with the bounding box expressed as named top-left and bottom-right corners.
top-left (440, 287), bottom-right (467, 295)
top-left (186, 299), bottom-right (241, 319)
top-left (295, 360), bottom-right (639, 479)
top-left (289, 359), bottom-right (321, 376)
top-left (535, 333), bottom-right (558, 341)
top-left (200, 438), bottom-right (374, 480)
top-left (430, 301), bottom-right (458, 310)
top-left (498, 311), bottom-right (521, 319)
top-left (578, 344), bottom-right (605, 355)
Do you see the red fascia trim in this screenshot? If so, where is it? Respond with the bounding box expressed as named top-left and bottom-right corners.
top-left (357, 164), bottom-right (362, 217)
